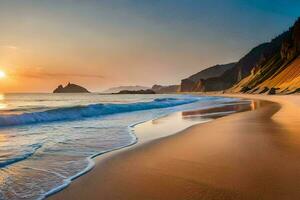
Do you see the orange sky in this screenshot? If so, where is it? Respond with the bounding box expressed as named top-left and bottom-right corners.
top-left (0, 1), bottom-right (298, 93)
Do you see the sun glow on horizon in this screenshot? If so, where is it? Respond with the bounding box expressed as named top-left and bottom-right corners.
top-left (0, 70), bottom-right (6, 79)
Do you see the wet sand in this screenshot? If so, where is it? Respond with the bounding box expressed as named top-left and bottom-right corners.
top-left (49, 95), bottom-right (300, 200)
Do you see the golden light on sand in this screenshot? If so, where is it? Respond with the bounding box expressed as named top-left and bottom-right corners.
top-left (0, 70), bottom-right (6, 79)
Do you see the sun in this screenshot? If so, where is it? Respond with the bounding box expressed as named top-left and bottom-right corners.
top-left (0, 70), bottom-right (6, 79)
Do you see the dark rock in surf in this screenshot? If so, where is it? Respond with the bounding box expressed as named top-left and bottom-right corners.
top-left (116, 89), bottom-right (156, 94)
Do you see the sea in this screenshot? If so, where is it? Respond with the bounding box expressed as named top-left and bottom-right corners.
top-left (0, 93), bottom-right (247, 199)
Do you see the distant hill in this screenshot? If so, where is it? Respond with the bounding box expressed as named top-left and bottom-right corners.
top-left (103, 86), bottom-right (149, 93)
top-left (53, 83), bottom-right (90, 93)
top-left (152, 85), bottom-right (179, 93)
top-left (188, 63), bottom-right (236, 82)
top-left (180, 63), bottom-right (236, 92)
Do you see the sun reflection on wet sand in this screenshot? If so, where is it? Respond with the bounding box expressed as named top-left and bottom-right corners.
top-left (135, 100), bottom-right (255, 143)
top-left (134, 112), bottom-right (211, 143)
top-left (182, 100), bottom-right (260, 120)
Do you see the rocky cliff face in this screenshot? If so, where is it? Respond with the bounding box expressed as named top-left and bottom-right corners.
top-left (230, 18), bottom-right (300, 94)
top-left (151, 85), bottom-right (179, 93)
top-left (180, 79), bottom-right (196, 92)
top-left (53, 83), bottom-right (90, 93)
top-left (281, 18), bottom-right (300, 61)
top-left (181, 17), bottom-right (300, 94)
top-left (180, 63), bottom-right (235, 92)
top-left (202, 31), bottom-right (288, 92)
top-left (187, 63), bottom-right (236, 82)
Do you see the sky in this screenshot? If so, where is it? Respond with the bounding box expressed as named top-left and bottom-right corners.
top-left (0, 0), bottom-right (299, 92)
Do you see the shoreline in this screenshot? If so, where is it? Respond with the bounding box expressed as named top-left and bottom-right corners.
top-left (48, 94), bottom-right (295, 200)
top-left (45, 95), bottom-right (249, 199)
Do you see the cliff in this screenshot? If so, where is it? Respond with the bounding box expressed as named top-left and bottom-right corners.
top-left (180, 63), bottom-right (236, 92)
top-left (230, 17), bottom-right (300, 94)
top-left (181, 17), bottom-right (300, 94)
top-left (152, 85), bottom-right (179, 93)
top-left (53, 83), bottom-right (90, 93)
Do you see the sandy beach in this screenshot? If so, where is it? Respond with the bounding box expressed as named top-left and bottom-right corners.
top-left (49, 94), bottom-right (300, 200)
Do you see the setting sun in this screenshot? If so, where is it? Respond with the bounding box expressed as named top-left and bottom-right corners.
top-left (0, 71), bottom-right (6, 79)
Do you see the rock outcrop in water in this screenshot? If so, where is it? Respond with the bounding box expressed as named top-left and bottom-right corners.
top-left (116, 89), bottom-right (155, 94)
top-left (105, 85), bottom-right (179, 94)
top-left (53, 83), bottom-right (90, 93)
top-left (103, 86), bottom-right (149, 93)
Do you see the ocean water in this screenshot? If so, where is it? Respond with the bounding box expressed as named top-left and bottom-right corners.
top-left (0, 93), bottom-right (246, 200)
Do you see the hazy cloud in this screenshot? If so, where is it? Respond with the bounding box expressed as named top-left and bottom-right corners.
top-left (0, 45), bottom-right (19, 50)
top-left (13, 72), bottom-right (104, 79)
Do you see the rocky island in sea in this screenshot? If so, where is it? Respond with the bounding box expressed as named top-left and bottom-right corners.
top-left (116, 89), bottom-right (156, 94)
top-left (103, 86), bottom-right (150, 93)
top-left (53, 82), bottom-right (90, 93)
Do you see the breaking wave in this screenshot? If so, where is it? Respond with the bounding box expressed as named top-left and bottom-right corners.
top-left (0, 98), bottom-right (198, 127)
